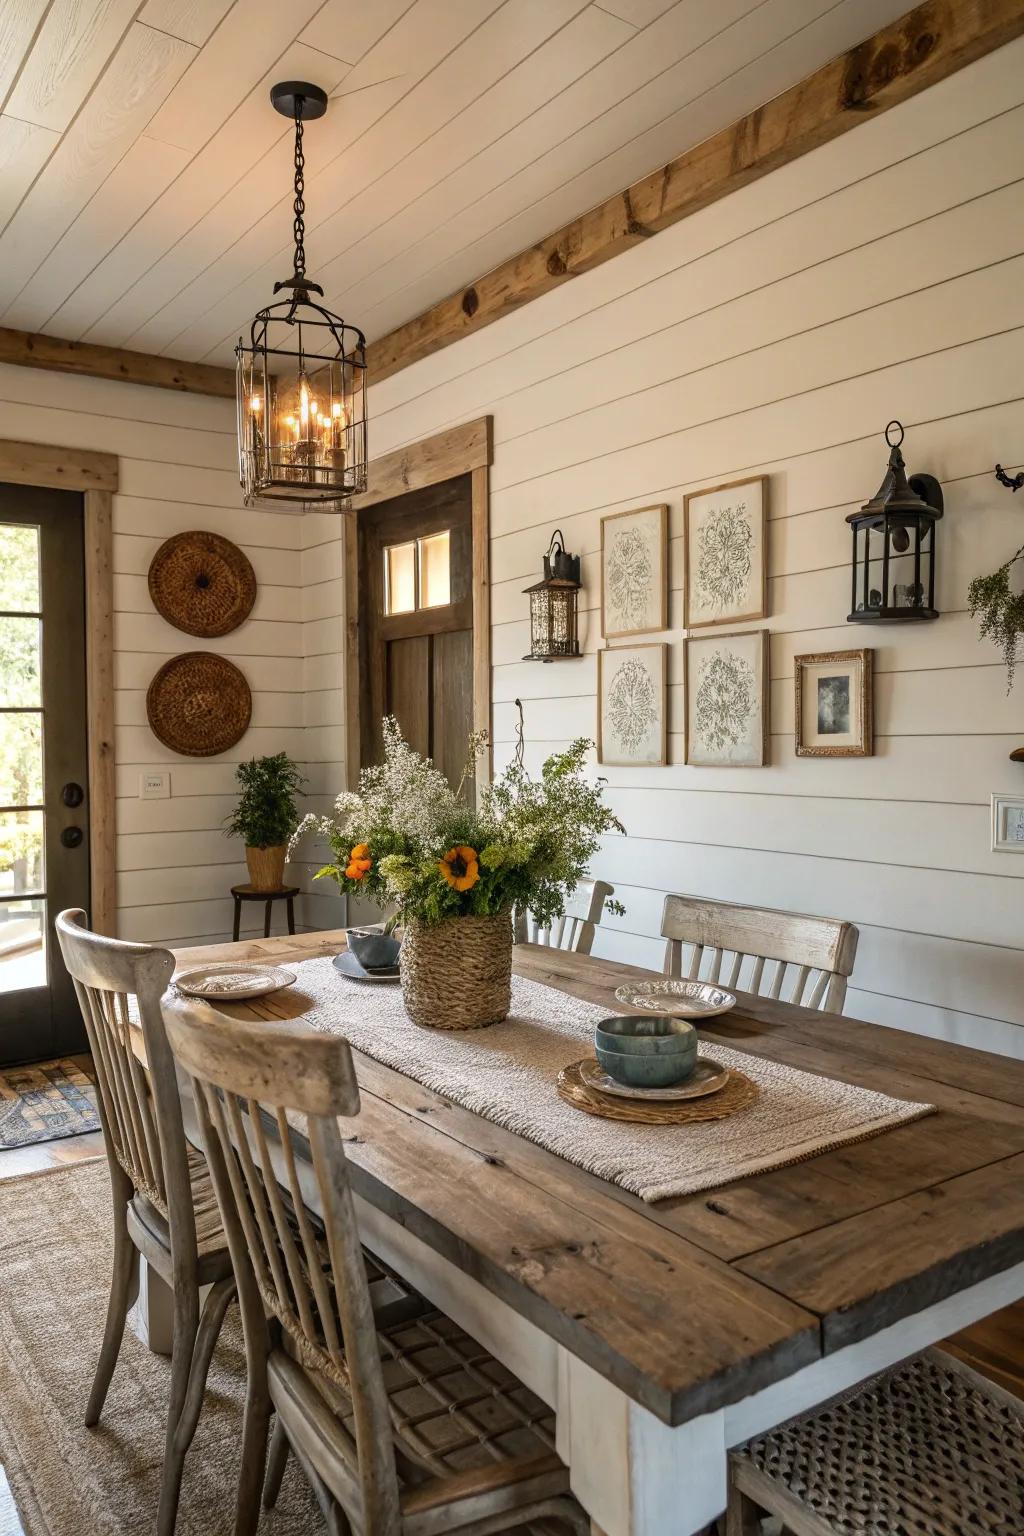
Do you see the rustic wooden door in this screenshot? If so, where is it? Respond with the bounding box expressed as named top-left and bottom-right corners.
top-left (0, 484), bottom-right (90, 1064)
top-left (359, 475), bottom-right (475, 796)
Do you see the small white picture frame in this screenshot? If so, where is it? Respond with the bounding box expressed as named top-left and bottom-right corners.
top-left (991, 794), bottom-right (1024, 852)
top-left (597, 643), bottom-right (667, 766)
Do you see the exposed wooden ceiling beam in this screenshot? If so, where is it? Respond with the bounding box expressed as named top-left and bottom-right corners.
top-left (0, 327), bottom-right (236, 398)
top-left (367, 0), bottom-right (1024, 385)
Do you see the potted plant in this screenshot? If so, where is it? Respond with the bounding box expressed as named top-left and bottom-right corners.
top-left (968, 538), bottom-right (1024, 690)
top-left (225, 752), bottom-right (306, 891)
top-left (291, 712), bottom-right (623, 1030)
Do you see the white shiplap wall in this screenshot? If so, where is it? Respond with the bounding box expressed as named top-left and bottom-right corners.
top-left (0, 364), bottom-right (311, 947)
top-left (360, 38), bottom-right (1024, 1058)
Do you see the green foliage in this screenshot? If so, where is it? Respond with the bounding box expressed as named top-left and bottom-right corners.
top-left (225, 753), bottom-right (306, 848)
top-left (291, 712), bottom-right (625, 927)
top-left (968, 540), bottom-right (1024, 691)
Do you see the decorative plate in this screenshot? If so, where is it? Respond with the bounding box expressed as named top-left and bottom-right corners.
top-left (578, 1055), bottom-right (731, 1102)
top-left (613, 979), bottom-right (736, 1019)
top-left (174, 963), bottom-right (296, 1000)
top-left (146, 652), bottom-right (252, 757)
top-left (333, 952), bottom-right (401, 984)
top-left (148, 530), bottom-right (257, 638)
top-left (557, 1059), bottom-right (758, 1125)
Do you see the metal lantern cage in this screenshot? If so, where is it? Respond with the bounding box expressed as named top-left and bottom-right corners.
top-left (236, 82), bottom-right (367, 510)
top-left (523, 530), bottom-right (582, 661)
top-left (847, 420), bottom-right (944, 623)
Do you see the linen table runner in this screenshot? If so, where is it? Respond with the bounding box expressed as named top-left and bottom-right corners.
top-left (282, 959), bottom-right (933, 1203)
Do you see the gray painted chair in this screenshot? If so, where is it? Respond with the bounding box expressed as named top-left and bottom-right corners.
top-left (163, 990), bottom-right (588, 1536)
top-left (660, 894), bottom-right (859, 1015)
top-left (514, 877), bottom-right (615, 956)
top-left (55, 909), bottom-right (235, 1536)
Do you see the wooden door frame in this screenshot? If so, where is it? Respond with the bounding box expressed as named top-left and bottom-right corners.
top-left (344, 416), bottom-right (493, 797)
top-left (0, 439), bottom-right (117, 936)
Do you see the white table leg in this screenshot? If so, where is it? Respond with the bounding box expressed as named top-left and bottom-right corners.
top-left (558, 1350), bottom-right (727, 1536)
top-left (130, 1258), bottom-right (175, 1356)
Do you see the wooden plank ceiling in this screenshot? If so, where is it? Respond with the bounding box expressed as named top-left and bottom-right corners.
top-left (0, 0), bottom-right (917, 372)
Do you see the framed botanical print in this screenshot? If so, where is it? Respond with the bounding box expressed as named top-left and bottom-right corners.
top-left (597, 644), bottom-right (667, 766)
top-left (600, 503), bottom-right (668, 639)
top-left (685, 629), bottom-right (769, 767)
top-left (684, 475), bottom-right (768, 629)
top-left (795, 649), bottom-right (873, 758)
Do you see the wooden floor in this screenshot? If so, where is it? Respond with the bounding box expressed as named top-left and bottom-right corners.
top-left (0, 1062), bottom-right (1019, 1536)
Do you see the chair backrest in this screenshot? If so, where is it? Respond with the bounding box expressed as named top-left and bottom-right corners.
top-left (514, 878), bottom-right (614, 955)
top-left (660, 894), bottom-right (859, 1015)
top-left (162, 992), bottom-right (401, 1535)
top-left (54, 908), bottom-right (197, 1260)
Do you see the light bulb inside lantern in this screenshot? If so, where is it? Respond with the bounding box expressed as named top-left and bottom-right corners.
top-left (250, 394), bottom-right (262, 413)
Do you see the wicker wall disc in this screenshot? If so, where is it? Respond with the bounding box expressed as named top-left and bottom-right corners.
top-left (148, 530), bottom-right (256, 637)
top-left (557, 1059), bottom-right (759, 1124)
top-left (146, 653), bottom-right (252, 758)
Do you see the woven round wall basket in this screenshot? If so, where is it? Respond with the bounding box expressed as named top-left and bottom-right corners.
top-left (146, 652), bottom-right (252, 758)
top-left (400, 911), bottom-right (513, 1030)
top-left (148, 530), bottom-right (256, 638)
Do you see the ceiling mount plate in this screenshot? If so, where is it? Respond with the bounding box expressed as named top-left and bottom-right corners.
top-left (270, 81), bottom-right (328, 120)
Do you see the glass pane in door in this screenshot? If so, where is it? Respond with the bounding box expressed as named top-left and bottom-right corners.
top-left (0, 616), bottom-right (41, 706)
top-left (0, 898), bottom-right (46, 993)
top-left (0, 810), bottom-right (44, 895)
top-left (0, 525), bottom-right (40, 610)
top-left (0, 713), bottom-right (43, 805)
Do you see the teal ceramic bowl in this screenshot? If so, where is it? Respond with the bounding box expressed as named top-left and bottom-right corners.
top-left (594, 1016), bottom-right (698, 1088)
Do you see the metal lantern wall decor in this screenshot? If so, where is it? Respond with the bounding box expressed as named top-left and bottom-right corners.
top-left (236, 82), bottom-right (367, 510)
top-left (524, 530), bottom-right (582, 661)
top-left (847, 421), bottom-right (944, 624)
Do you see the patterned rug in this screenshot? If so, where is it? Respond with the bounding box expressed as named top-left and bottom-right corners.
top-left (0, 1060), bottom-right (100, 1149)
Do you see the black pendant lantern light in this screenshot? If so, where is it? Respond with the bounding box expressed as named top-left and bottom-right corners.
top-left (236, 82), bottom-right (367, 509)
top-left (847, 421), bottom-right (944, 623)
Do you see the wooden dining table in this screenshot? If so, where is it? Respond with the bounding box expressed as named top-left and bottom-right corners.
top-left (164, 929), bottom-right (1024, 1536)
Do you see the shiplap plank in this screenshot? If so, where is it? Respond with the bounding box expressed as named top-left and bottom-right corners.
top-left (115, 609), bottom-right (302, 658)
top-left (112, 494), bottom-right (302, 547)
top-left (0, 357), bottom-right (236, 431)
top-left (0, 24), bottom-right (196, 315)
top-left (302, 652), bottom-right (344, 693)
top-left (0, 116), bottom-right (58, 231)
top-left (116, 792), bottom-right (237, 835)
top-left (5, 0), bottom-right (144, 132)
top-left (0, 392), bottom-right (233, 469)
top-left (138, 0), bottom-right (235, 46)
top-left (114, 650), bottom-right (302, 691)
top-left (298, 0), bottom-right (410, 65)
top-left (114, 531), bottom-right (301, 586)
top-left (115, 723), bottom-right (307, 765)
top-left (117, 828), bottom-right (239, 870)
top-left (0, 0), bottom-right (50, 108)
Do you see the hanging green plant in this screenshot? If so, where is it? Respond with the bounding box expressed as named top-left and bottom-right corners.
top-left (967, 540), bottom-right (1024, 691)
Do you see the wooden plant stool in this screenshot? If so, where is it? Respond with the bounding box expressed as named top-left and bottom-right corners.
top-left (230, 884), bottom-right (299, 943)
top-left (727, 1347), bottom-right (1023, 1534)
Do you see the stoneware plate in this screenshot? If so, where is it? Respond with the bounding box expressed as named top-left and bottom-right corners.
top-left (333, 952), bottom-right (401, 984)
top-left (174, 963), bottom-right (297, 1001)
top-left (578, 1055), bottom-right (731, 1102)
top-left (613, 979), bottom-right (736, 1020)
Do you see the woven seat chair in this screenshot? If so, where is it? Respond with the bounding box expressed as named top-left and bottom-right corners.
top-left (54, 909), bottom-right (236, 1536)
top-left (514, 877), bottom-right (615, 955)
top-left (727, 1348), bottom-right (1024, 1535)
top-left (661, 894), bottom-right (859, 1015)
top-left (162, 990), bottom-right (588, 1536)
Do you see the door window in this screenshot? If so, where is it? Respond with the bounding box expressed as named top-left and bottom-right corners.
top-left (0, 524), bottom-right (45, 992)
top-left (383, 529), bottom-right (451, 614)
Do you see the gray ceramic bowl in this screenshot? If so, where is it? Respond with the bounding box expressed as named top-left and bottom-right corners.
top-left (346, 928), bottom-right (401, 971)
top-left (595, 1014), bottom-right (698, 1056)
top-left (594, 1039), bottom-right (697, 1089)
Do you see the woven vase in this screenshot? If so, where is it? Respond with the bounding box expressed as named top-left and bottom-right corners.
top-left (245, 844), bottom-right (286, 891)
top-left (400, 912), bottom-right (513, 1030)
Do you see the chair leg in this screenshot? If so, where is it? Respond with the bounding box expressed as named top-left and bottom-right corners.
top-left (155, 1273), bottom-right (237, 1536)
top-left (154, 1280), bottom-right (201, 1536)
top-left (263, 1416), bottom-right (289, 1509)
top-left (725, 1483), bottom-right (762, 1536)
top-left (85, 1172), bottom-right (137, 1427)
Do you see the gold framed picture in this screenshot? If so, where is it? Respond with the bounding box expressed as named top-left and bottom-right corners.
top-left (684, 475), bottom-right (768, 629)
top-left (794, 649), bottom-right (874, 758)
top-left (597, 643), bottom-right (668, 766)
top-left (600, 504), bottom-right (668, 640)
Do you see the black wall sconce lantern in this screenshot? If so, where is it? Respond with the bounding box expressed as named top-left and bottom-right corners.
top-left (847, 421), bottom-right (944, 624)
top-left (524, 530), bottom-right (582, 661)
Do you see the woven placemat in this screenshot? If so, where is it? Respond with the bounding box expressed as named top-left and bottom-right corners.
top-left (148, 530), bottom-right (256, 637)
top-left (146, 652), bottom-right (251, 757)
top-left (558, 1058), bottom-right (759, 1124)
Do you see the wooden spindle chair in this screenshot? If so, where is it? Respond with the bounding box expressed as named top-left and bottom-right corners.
top-left (162, 991), bottom-right (588, 1536)
top-left (514, 878), bottom-right (614, 956)
top-left (54, 909), bottom-right (236, 1536)
top-left (660, 894), bottom-right (858, 1015)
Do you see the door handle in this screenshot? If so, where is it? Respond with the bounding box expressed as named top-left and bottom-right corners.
top-left (61, 782), bottom-right (84, 808)
top-left (61, 826), bottom-right (84, 848)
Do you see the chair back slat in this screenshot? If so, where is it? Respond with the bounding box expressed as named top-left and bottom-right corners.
top-left (660, 895), bottom-right (859, 1016)
top-left (514, 878), bottom-right (614, 956)
top-left (56, 910), bottom-right (193, 1237)
top-left (163, 994), bottom-right (401, 1535)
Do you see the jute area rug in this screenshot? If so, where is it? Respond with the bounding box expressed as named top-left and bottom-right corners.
top-left (0, 1161), bottom-right (323, 1536)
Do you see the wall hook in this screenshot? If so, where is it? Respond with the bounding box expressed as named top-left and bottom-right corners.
top-left (995, 464), bottom-right (1024, 492)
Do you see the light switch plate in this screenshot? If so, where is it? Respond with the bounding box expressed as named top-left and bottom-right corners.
top-left (141, 771), bottom-right (170, 800)
top-left (991, 793), bottom-right (1024, 851)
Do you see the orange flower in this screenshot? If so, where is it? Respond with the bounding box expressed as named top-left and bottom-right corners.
top-left (439, 845), bottom-right (479, 892)
top-left (345, 842), bottom-right (372, 881)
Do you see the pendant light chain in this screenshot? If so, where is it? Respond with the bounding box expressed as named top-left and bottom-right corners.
top-left (292, 107), bottom-right (307, 280)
